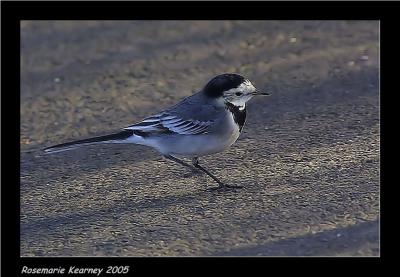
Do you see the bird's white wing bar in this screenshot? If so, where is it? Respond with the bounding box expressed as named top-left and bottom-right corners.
top-left (124, 113), bottom-right (212, 135)
top-left (124, 114), bottom-right (162, 131)
top-left (140, 114), bottom-right (162, 123)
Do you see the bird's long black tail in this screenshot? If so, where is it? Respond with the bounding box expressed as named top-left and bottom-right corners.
top-left (43, 130), bottom-right (134, 154)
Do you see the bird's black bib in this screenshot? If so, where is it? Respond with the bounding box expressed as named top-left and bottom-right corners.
top-left (225, 102), bottom-right (247, 132)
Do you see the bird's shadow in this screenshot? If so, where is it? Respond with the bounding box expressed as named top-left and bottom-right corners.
top-left (20, 181), bottom-right (243, 237)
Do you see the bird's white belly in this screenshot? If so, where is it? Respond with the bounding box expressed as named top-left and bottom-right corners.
top-left (172, 131), bottom-right (240, 157)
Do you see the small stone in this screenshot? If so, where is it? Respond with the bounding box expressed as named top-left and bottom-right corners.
top-left (21, 138), bottom-right (31, 145)
top-left (54, 77), bottom-right (61, 83)
top-left (347, 61), bottom-right (355, 67)
top-left (289, 37), bottom-right (297, 43)
top-left (239, 41), bottom-right (248, 48)
top-left (217, 50), bottom-right (226, 56)
top-left (156, 80), bottom-right (165, 88)
top-left (360, 55), bottom-right (369, 61)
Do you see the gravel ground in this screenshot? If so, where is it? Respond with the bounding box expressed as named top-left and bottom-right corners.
top-left (20, 21), bottom-right (379, 256)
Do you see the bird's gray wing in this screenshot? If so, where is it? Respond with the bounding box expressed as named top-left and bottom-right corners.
top-left (124, 93), bottom-right (221, 135)
top-left (124, 112), bottom-right (213, 135)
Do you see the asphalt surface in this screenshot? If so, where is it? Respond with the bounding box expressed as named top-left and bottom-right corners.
top-left (20, 21), bottom-right (379, 256)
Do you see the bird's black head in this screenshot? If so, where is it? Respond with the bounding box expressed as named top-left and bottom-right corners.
top-left (203, 73), bottom-right (246, 98)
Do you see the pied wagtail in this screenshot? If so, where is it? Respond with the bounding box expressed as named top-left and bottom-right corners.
top-left (44, 73), bottom-right (270, 189)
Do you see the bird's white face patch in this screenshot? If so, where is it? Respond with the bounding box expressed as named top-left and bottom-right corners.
top-left (223, 79), bottom-right (256, 107)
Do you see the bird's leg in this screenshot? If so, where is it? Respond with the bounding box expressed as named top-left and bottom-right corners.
top-left (164, 154), bottom-right (193, 168)
top-left (191, 157), bottom-right (243, 189)
top-left (163, 155), bottom-right (200, 176)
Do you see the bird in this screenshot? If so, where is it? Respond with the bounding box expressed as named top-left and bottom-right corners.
top-left (44, 73), bottom-right (270, 189)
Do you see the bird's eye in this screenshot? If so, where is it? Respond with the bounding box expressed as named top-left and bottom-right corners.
top-left (235, 92), bottom-right (243, 96)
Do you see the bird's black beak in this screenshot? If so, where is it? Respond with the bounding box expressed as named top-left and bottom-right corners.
top-left (253, 90), bottom-right (270, 96)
